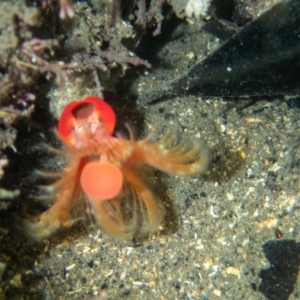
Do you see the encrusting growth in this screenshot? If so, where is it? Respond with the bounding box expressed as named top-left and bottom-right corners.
top-left (23, 96), bottom-right (210, 240)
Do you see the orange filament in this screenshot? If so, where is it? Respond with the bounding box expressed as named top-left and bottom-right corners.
top-left (23, 96), bottom-right (210, 241)
top-left (80, 161), bottom-right (123, 200)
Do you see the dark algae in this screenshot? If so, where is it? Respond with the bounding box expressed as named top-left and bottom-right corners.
top-left (259, 240), bottom-right (300, 300)
top-left (138, 0), bottom-right (300, 104)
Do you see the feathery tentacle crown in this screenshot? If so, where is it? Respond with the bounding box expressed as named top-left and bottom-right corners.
top-left (24, 96), bottom-right (209, 241)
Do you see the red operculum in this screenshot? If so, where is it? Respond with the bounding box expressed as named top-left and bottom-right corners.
top-left (57, 96), bottom-right (116, 147)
